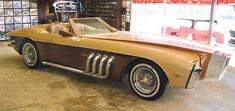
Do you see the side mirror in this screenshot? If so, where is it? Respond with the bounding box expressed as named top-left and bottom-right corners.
top-left (59, 30), bottom-right (74, 37)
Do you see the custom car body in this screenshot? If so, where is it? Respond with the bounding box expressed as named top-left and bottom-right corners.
top-left (7, 17), bottom-right (231, 100)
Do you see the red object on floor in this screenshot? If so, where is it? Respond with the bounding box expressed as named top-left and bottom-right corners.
top-left (165, 26), bottom-right (224, 44)
top-left (178, 26), bottom-right (193, 38)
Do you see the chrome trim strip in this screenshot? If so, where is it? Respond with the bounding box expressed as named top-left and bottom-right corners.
top-left (185, 64), bottom-right (195, 89)
top-left (42, 53), bottom-right (114, 79)
top-left (84, 53), bottom-right (94, 73)
top-left (97, 55), bottom-right (108, 77)
top-left (42, 61), bottom-right (84, 74)
top-left (91, 54), bottom-right (101, 75)
top-left (8, 43), bottom-right (15, 47)
top-left (219, 57), bottom-right (231, 80)
top-left (186, 65), bottom-right (201, 89)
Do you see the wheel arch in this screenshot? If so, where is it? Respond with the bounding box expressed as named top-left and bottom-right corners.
top-left (122, 57), bottom-right (169, 84)
top-left (18, 37), bottom-right (34, 55)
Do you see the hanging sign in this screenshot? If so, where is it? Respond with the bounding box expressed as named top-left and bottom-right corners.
top-left (53, 1), bottom-right (77, 13)
top-left (132, 0), bottom-right (235, 4)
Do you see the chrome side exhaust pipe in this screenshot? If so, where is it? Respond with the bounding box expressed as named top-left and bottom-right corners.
top-left (97, 55), bottom-right (108, 77)
top-left (42, 52), bottom-right (115, 79)
top-left (90, 54), bottom-right (101, 75)
top-left (84, 53), bottom-right (94, 73)
top-left (101, 56), bottom-right (114, 79)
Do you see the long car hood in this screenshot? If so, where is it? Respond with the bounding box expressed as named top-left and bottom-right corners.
top-left (83, 31), bottom-right (231, 55)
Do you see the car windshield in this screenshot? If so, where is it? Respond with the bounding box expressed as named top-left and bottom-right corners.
top-left (73, 18), bottom-right (111, 34)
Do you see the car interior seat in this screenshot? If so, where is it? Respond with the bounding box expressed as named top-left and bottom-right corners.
top-left (48, 24), bottom-right (65, 34)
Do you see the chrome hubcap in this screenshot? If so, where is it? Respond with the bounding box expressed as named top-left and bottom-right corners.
top-left (133, 66), bottom-right (157, 94)
top-left (22, 43), bottom-right (37, 66)
top-left (130, 63), bottom-right (160, 97)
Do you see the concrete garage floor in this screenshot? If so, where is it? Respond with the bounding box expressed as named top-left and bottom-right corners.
top-left (0, 41), bottom-right (235, 111)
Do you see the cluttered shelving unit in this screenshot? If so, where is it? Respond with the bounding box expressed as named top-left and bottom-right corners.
top-left (38, 0), bottom-right (131, 31)
top-left (80, 0), bottom-right (130, 30)
top-left (121, 0), bottom-right (131, 31)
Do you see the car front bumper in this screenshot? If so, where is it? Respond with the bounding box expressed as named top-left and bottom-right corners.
top-left (186, 52), bottom-right (231, 89)
top-left (8, 39), bottom-right (18, 51)
top-left (203, 53), bottom-right (231, 81)
top-left (8, 37), bottom-right (23, 54)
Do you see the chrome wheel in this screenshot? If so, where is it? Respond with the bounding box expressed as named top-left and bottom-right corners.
top-left (130, 63), bottom-right (160, 98)
top-left (22, 43), bottom-right (37, 67)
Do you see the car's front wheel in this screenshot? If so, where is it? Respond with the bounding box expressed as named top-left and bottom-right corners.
top-left (129, 61), bottom-right (167, 100)
top-left (21, 40), bottom-right (41, 68)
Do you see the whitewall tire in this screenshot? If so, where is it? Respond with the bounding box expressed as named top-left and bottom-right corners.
top-left (129, 61), bottom-right (167, 100)
top-left (22, 40), bottom-right (41, 68)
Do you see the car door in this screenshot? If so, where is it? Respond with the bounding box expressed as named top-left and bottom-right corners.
top-left (37, 28), bottom-right (84, 69)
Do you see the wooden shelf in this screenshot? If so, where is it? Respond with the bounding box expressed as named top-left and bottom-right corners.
top-left (38, 0), bottom-right (131, 31)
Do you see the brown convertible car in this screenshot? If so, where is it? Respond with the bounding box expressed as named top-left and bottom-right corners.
top-left (7, 17), bottom-right (232, 100)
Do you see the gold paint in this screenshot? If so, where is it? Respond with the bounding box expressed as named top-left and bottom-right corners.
top-left (140, 78), bottom-right (149, 85)
top-left (173, 73), bottom-right (181, 78)
top-left (69, 19), bottom-right (81, 36)
top-left (140, 75), bottom-right (150, 85)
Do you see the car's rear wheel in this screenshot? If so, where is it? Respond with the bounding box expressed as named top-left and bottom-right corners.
top-left (21, 40), bottom-right (41, 68)
top-left (129, 61), bottom-right (167, 100)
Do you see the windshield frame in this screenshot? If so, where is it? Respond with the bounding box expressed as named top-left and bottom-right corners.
top-left (69, 17), bottom-right (117, 36)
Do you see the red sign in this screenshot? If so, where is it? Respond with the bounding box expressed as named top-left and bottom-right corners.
top-left (132, 0), bottom-right (164, 3)
top-left (218, 0), bottom-right (235, 4)
top-left (132, 0), bottom-right (235, 4)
